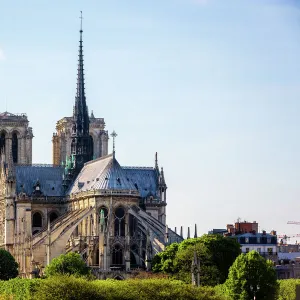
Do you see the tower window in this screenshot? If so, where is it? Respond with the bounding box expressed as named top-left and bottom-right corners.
top-left (12, 132), bottom-right (18, 163)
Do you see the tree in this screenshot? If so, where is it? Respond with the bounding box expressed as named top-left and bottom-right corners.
top-left (225, 250), bottom-right (278, 300)
top-left (0, 249), bottom-right (18, 280)
top-left (152, 234), bottom-right (241, 286)
top-left (45, 252), bottom-right (90, 277)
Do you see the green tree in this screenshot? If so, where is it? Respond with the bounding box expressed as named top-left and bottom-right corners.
top-left (225, 250), bottom-right (278, 300)
top-left (45, 252), bottom-right (90, 277)
top-left (152, 234), bottom-right (241, 286)
top-left (0, 249), bottom-right (18, 280)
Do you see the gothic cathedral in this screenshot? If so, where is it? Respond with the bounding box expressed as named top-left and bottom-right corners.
top-left (0, 19), bottom-right (182, 278)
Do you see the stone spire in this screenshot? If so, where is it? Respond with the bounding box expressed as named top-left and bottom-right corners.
top-left (70, 11), bottom-right (93, 176)
top-left (194, 224), bottom-right (198, 238)
top-left (73, 11), bottom-right (89, 137)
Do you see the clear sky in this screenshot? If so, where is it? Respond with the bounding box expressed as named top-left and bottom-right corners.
top-left (1, 0), bottom-right (300, 239)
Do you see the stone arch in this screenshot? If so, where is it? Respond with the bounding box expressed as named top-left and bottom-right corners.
top-left (32, 211), bottom-right (44, 230)
top-left (49, 211), bottom-right (59, 223)
top-left (48, 208), bottom-right (94, 260)
top-left (114, 206), bottom-right (125, 237)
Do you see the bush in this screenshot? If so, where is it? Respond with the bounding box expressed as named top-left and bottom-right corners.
top-left (278, 279), bottom-right (300, 300)
top-left (0, 276), bottom-right (228, 300)
top-left (0, 278), bottom-right (41, 300)
top-left (44, 252), bottom-right (90, 277)
top-left (0, 249), bottom-right (18, 280)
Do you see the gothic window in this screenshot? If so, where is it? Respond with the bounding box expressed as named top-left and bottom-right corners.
top-left (130, 244), bottom-right (138, 267)
top-left (32, 212), bottom-right (43, 227)
top-left (112, 244), bottom-right (123, 265)
top-left (114, 207), bottom-right (125, 237)
top-left (49, 211), bottom-right (59, 223)
top-left (129, 214), bottom-right (138, 236)
top-left (0, 132), bottom-right (5, 154)
top-left (12, 132), bottom-right (18, 163)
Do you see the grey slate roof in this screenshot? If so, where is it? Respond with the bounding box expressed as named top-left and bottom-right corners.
top-left (67, 154), bottom-right (137, 195)
top-left (123, 167), bottom-right (159, 198)
top-left (16, 165), bottom-right (65, 197)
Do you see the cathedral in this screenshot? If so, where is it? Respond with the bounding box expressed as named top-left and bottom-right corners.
top-left (0, 19), bottom-right (182, 278)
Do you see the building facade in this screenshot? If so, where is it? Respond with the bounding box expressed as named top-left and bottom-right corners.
top-left (0, 20), bottom-right (181, 278)
top-left (236, 232), bottom-right (278, 262)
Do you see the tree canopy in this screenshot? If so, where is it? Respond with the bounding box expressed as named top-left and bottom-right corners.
top-left (45, 252), bottom-right (90, 277)
top-left (152, 234), bottom-right (241, 286)
top-left (225, 250), bottom-right (278, 300)
top-left (0, 249), bottom-right (18, 280)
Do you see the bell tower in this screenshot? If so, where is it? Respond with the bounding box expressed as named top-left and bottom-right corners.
top-left (0, 112), bottom-right (33, 164)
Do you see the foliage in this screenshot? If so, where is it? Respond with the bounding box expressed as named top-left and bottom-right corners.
top-left (152, 242), bottom-right (179, 273)
top-left (0, 278), bottom-right (41, 300)
top-left (44, 252), bottom-right (90, 277)
top-left (224, 250), bottom-right (278, 300)
top-left (0, 249), bottom-right (18, 280)
top-left (277, 279), bottom-right (300, 300)
top-left (0, 276), bottom-right (228, 300)
top-left (152, 234), bottom-right (241, 286)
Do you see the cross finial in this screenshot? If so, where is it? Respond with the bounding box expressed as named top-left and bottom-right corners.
top-left (111, 130), bottom-right (117, 156)
top-left (80, 11), bottom-right (83, 32)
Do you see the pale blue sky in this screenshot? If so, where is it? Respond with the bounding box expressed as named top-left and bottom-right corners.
top-left (1, 0), bottom-right (300, 238)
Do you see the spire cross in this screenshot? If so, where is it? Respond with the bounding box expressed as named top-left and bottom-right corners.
top-left (111, 130), bottom-right (118, 154)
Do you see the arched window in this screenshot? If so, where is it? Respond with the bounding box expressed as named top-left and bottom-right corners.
top-left (130, 244), bottom-right (138, 268)
top-left (49, 211), bottom-right (59, 223)
top-left (32, 212), bottom-right (43, 227)
top-left (0, 132), bottom-right (5, 154)
top-left (112, 244), bottom-right (123, 265)
top-left (129, 214), bottom-right (138, 236)
top-left (12, 132), bottom-right (18, 163)
top-left (114, 207), bottom-right (125, 237)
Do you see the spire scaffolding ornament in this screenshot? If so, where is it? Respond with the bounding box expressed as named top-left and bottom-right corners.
top-left (111, 130), bottom-right (117, 156)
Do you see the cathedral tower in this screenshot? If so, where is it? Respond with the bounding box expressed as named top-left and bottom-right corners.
top-left (0, 112), bottom-right (33, 164)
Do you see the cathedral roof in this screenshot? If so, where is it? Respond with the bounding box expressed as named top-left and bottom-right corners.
top-left (15, 165), bottom-right (65, 197)
top-left (122, 167), bottom-right (159, 198)
top-left (67, 154), bottom-right (137, 195)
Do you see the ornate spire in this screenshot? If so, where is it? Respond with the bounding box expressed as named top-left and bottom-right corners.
top-left (73, 11), bottom-right (89, 137)
top-left (68, 11), bottom-right (93, 180)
